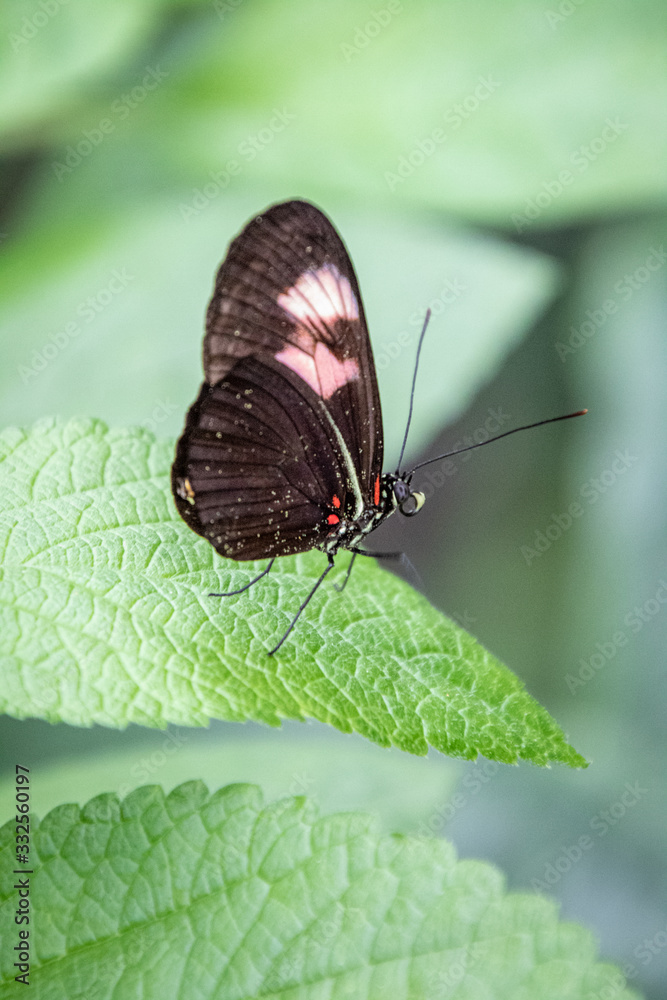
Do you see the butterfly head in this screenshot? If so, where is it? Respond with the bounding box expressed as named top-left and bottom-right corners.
top-left (386, 474), bottom-right (425, 518)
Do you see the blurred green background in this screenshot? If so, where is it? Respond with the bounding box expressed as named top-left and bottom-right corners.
top-left (1, 0), bottom-right (666, 995)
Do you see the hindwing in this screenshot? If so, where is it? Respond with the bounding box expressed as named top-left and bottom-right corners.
top-left (173, 355), bottom-right (364, 560)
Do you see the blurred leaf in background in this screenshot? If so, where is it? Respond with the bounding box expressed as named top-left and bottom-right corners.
top-left (1, 0), bottom-right (665, 996)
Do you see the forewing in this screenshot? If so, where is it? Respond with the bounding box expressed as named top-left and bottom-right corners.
top-left (172, 356), bottom-right (355, 561)
top-left (203, 199), bottom-right (383, 494)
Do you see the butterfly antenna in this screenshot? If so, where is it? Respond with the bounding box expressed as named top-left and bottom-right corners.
top-left (407, 410), bottom-right (587, 479)
top-left (395, 309), bottom-right (432, 475)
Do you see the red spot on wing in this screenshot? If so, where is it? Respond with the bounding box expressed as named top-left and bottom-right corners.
top-left (374, 475), bottom-right (380, 507)
top-left (332, 495), bottom-right (341, 509)
top-left (327, 514), bottom-right (340, 525)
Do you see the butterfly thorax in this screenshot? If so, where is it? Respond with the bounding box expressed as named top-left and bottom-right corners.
top-left (319, 473), bottom-right (424, 555)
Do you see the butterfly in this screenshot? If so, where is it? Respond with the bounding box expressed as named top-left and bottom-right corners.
top-left (172, 199), bottom-right (585, 654)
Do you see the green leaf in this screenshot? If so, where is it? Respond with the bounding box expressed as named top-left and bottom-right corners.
top-left (0, 418), bottom-right (585, 766)
top-left (0, 782), bottom-right (640, 998)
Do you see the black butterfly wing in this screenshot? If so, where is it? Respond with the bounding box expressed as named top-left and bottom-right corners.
top-left (172, 355), bottom-right (359, 560)
top-left (202, 199), bottom-right (384, 498)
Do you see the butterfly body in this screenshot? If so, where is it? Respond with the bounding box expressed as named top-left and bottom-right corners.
top-left (317, 474), bottom-right (400, 556)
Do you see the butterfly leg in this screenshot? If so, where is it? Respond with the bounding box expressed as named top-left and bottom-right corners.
top-left (210, 557), bottom-right (276, 598)
top-left (268, 554), bottom-right (335, 656)
top-left (334, 552), bottom-right (357, 593)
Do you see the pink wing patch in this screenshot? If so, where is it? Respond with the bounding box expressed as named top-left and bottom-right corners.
top-left (275, 264), bottom-right (360, 400)
top-left (275, 341), bottom-right (359, 400)
top-left (278, 263), bottom-right (359, 331)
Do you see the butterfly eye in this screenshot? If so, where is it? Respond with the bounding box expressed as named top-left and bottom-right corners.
top-left (399, 491), bottom-right (425, 517)
top-left (392, 479), bottom-right (411, 504)
top-left (392, 479), bottom-right (424, 517)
